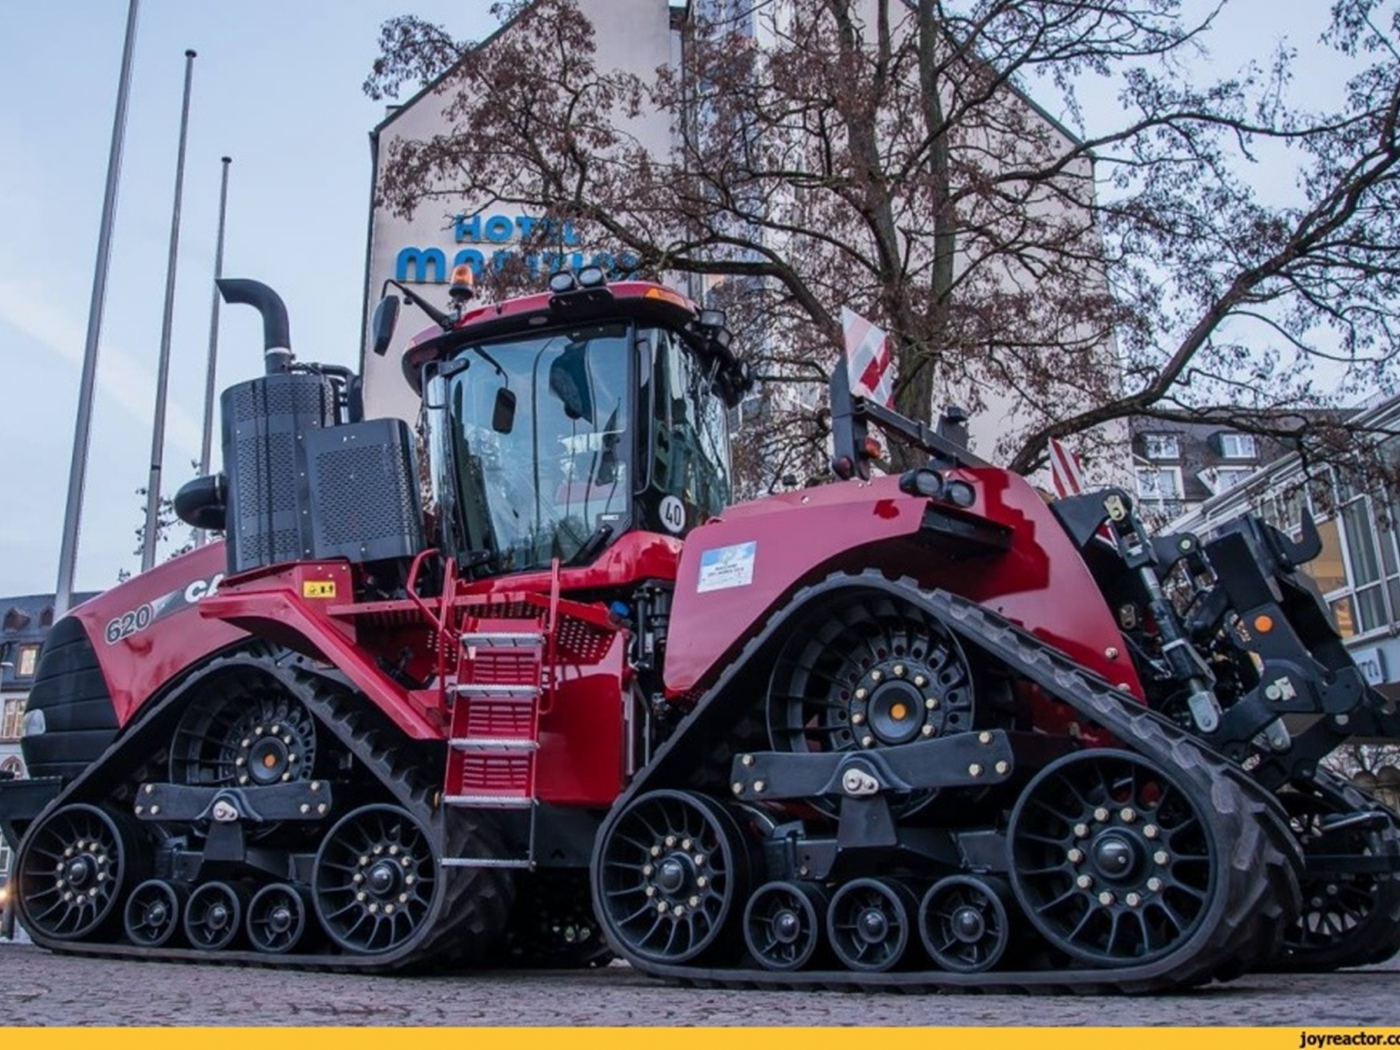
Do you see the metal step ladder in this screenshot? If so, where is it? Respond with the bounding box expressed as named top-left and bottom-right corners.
top-left (441, 620), bottom-right (547, 870)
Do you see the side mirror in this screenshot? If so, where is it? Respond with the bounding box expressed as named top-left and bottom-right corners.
top-left (492, 388), bottom-right (517, 434)
top-left (370, 295), bottom-right (401, 356)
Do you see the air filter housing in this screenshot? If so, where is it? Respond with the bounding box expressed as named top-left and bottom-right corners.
top-left (220, 373), bottom-right (336, 574)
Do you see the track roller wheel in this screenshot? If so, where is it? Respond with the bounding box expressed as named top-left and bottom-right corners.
top-left (124, 879), bottom-right (185, 948)
top-left (1009, 750), bottom-right (1219, 966)
top-left (919, 875), bottom-right (1011, 973)
top-left (16, 802), bottom-right (139, 941)
top-left (743, 880), bottom-right (828, 971)
top-left (247, 883), bottom-right (311, 954)
top-left (184, 881), bottom-right (248, 951)
top-left (826, 877), bottom-right (918, 972)
top-left (595, 790), bottom-right (750, 964)
top-left (313, 804), bottom-right (437, 955)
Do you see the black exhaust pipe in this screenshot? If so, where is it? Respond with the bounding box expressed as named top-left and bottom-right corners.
top-left (216, 278), bottom-right (292, 374)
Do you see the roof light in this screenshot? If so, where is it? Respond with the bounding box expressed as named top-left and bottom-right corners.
top-left (448, 264), bottom-right (476, 304)
top-left (549, 271), bottom-right (578, 294)
top-left (644, 286), bottom-right (690, 309)
top-left (576, 265), bottom-right (606, 288)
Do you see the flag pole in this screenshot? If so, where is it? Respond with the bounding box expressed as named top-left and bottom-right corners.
top-left (54, 0), bottom-right (140, 618)
top-left (195, 154), bottom-right (232, 548)
top-left (142, 49), bottom-right (198, 572)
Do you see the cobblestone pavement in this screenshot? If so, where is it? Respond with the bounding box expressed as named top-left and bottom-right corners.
top-left (1, 945), bottom-right (1397, 1026)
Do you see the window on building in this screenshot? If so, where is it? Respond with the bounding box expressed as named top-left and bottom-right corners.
top-left (0, 838), bottom-right (11, 883)
top-left (1208, 467), bottom-right (1255, 494)
top-left (16, 644), bottom-right (38, 678)
top-left (1218, 432), bottom-right (1258, 460)
top-left (0, 698), bottom-right (24, 742)
top-left (1135, 466), bottom-right (1183, 501)
top-left (1340, 497), bottom-right (1389, 635)
top-left (1305, 517), bottom-right (1349, 592)
top-left (1295, 488), bottom-right (1396, 640)
top-left (0, 755), bottom-right (22, 778)
top-left (1142, 434), bottom-right (1181, 460)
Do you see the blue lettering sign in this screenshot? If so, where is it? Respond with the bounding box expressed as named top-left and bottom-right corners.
top-left (396, 246), bottom-right (446, 284)
top-left (392, 245), bottom-right (640, 284)
top-left (484, 216), bottom-right (515, 243)
top-left (451, 213), bottom-right (584, 247)
top-left (454, 214), bottom-right (480, 243)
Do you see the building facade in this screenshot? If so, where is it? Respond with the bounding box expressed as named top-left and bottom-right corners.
top-left (1168, 396), bottom-right (1400, 703)
top-left (361, 0), bottom-right (687, 424)
top-left (1129, 417), bottom-right (1298, 522)
top-left (358, 0), bottom-right (1130, 484)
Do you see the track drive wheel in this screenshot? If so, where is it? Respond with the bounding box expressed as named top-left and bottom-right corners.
top-left (169, 667), bottom-right (319, 789)
top-left (1271, 774), bottom-right (1400, 971)
top-left (743, 880), bottom-right (828, 971)
top-left (124, 878), bottom-right (185, 948)
top-left (595, 790), bottom-right (751, 965)
top-left (15, 802), bottom-right (140, 941)
top-left (919, 875), bottom-right (1012, 973)
top-left (767, 591), bottom-right (975, 817)
top-left (247, 882), bottom-right (311, 954)
top-left (827, 877), bottom-right (918, 972)
top-left (1009, 750), bottom-right (1220, 965)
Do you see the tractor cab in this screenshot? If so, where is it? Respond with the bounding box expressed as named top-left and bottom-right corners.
top-left (379, 269), bottom-right (753, 577)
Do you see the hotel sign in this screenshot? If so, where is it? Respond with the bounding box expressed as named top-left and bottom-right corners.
top-left (394, 212), bottom-right (640, 285)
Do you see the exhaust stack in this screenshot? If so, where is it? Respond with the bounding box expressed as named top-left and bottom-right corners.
top-left (216, 277), bottom-right (291, 374)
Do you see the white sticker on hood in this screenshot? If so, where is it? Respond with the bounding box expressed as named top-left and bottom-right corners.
top-left (697, 541), bottom-right (757, 593)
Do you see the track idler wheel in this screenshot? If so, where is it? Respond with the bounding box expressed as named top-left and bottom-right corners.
top-left (919, 875), bottom-right (1012, 973)
top-left (827, 877), bottom-right (918, 972)
top-left (184, 881), bottom-right (249, 951)
top-left (595, 790), bottom-right (751, 965)
top-left (743, 880), bottom-right (829, 971)
top-left (1009, 750), bottom-right (1220, 966)
top-left (16, 802), bottom-right (140, 941)
top-left (247, 883), bottom-right (311, 954)
top-left (124, 878), bottom-right (185, 948)
top-left (312, 804), bottom-right (437, 955)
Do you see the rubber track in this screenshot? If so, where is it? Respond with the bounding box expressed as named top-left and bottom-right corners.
top-left (16, 645), bottom-right (513, 972)
top-left (604, 574), bottom-right (1303, 993)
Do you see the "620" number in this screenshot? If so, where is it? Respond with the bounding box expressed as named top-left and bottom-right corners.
top-left (105, 604), bottom-right (154, 645)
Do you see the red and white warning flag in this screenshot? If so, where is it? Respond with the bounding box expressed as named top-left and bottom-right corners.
top-left (1048, 437), bottom-right (1087, 499)
top-left (841, 307), bottom-right (896, 408)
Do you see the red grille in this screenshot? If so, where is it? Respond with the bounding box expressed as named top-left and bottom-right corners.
top-left (446, 751), bottom-right (534, 797)
top-left (464, 647), bottom-right (541, 687)
top-left (452, 697), bottom-right (536, 740)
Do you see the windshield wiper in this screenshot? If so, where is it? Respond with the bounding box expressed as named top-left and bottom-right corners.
top-left (565, 522), bottom-right (615, 567)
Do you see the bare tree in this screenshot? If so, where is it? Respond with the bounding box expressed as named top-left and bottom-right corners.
top-left (368, 0), bottom-right (1400, 492)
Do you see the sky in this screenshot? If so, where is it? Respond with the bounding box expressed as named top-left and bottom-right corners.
top-left (0, 1), bottom-right (1342, 600)
top-left (0, 0), bottom-right (498, 598)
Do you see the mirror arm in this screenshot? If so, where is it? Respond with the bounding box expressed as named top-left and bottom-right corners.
top-left (386, 279), bottom-right (455, 331)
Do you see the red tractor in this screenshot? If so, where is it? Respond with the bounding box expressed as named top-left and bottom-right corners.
top-left (3, 267), bottom-right (1397, 990)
